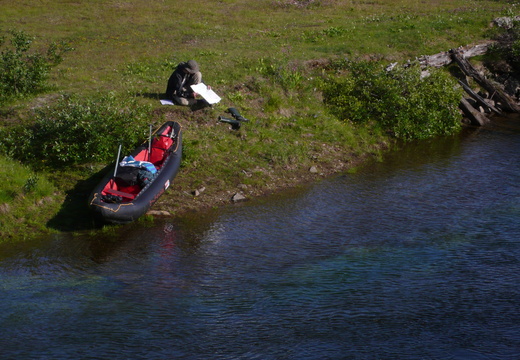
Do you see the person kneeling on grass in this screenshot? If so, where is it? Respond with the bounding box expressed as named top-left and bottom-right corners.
top-left (165, 60), bottom-right (210, 106)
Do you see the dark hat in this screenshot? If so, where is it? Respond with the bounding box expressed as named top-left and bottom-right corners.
top-left (185, 60), bottom-right (199, 74)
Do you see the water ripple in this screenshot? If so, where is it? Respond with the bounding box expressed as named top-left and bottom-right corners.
top-left (1, 122), bottom-right (520, 359)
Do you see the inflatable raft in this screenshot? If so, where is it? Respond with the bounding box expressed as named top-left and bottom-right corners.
top-left (88, 121), bottom-right (182, 224)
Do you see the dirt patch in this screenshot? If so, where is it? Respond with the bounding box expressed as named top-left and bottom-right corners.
top-left (151, 141), bottom-right (384, 217)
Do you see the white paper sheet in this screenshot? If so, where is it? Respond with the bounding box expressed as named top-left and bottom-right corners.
top-left (191, 83), bottom-right (221, 104)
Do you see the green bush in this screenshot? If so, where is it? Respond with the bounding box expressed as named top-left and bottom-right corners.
top-left (0, 92), bottom-right (152, 168)
top-left (322, 60), bottom-right (463, 140)
top-left (0, 30), bottom-right (71, 105)
top-left (488, 19), bottom-right (520, 73)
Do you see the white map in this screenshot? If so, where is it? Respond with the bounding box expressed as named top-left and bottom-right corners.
top-left (191, 83), bottom-right (221, 104)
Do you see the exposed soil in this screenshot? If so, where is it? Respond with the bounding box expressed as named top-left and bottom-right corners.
top-left (152, 158), bottom-right (362, 217)
top-left (151, 133), bottom-right (387, 218)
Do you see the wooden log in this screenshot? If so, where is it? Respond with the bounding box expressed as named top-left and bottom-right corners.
top-left (460, 43), bottom-right (494, 58)
top-left (450, 49), bottom-right (520, 113)
top-left (418, 50), bottom-right (451, 68)
top-left (418, 42), bottom-right (494, 68)
top-left (458, 80), bottom-right (502, 115)
top-left (459, 98), bottom-right (491, 126)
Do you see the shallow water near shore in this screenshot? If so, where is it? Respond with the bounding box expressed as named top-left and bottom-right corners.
top-left (1, 116), bottom-right (519, 359)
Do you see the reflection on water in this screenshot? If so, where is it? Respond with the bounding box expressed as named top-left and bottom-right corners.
top-left (1, 118), bottom-right (520, 359)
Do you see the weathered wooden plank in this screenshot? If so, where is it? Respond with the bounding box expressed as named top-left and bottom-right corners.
top-left (458, 80), bottom-right (502, 115)
top-left (459, 98), bottom-right (491, 126)
top-left (451, 49), bottom-right (520, 113)
top-left (418, 42), bottom-right (494, 68)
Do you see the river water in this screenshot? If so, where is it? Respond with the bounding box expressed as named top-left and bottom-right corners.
top-left (1, 117), bottom-right (519, 360)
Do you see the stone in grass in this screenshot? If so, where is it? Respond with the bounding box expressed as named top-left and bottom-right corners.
top-left (147, 210), bottom-right (171, 217)
top-left (231, 192), bottom-right (246, 203)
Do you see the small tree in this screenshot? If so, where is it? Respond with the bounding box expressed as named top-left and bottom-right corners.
top-left (0, 30), bottom-right (71, 105)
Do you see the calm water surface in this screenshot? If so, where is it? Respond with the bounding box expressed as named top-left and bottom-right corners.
top-left (1, 117), bottom-right (519, 359)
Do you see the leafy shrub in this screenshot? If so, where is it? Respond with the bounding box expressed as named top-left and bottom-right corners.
top-left (322, 60), bottom-right (463, 140)
top-left (488, 19), bottom-right (520, 73)
top-left (0, 93), bottom-right (152, 168)
top-left (0, 30), bottom-right (71, 105)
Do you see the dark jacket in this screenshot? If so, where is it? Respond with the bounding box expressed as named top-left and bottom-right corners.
top-left (165, 62), bottom-right (200, 100)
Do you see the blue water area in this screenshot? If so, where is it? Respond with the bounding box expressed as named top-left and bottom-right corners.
top-left (1, 118), bottom-right (519, 359)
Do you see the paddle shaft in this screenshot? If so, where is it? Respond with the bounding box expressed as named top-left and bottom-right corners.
top-left (113, 144), bottom-right (122, 177)
top-left (148, 124), bottom-right (153, 161)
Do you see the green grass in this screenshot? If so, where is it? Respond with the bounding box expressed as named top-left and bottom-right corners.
top-left (0, 155), bottom-right (60, 241)
top-left (0, 0), bottom-right (509, 95)
top-left (0, 156), bottom-right (55, 202)
top-left (0, 0), bottom-right (516, 240)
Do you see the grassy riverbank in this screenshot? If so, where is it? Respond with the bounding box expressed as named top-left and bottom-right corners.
top-left (0, 0), bottom-right (515, 241)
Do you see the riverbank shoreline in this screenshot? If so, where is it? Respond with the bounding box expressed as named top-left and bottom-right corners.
top-left (151, 122), bottom-right (391, 218)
